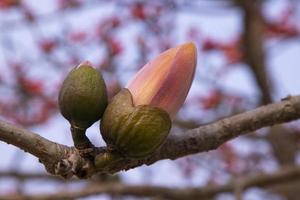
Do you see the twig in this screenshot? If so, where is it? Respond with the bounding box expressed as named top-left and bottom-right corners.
top-left (238, 0), bottom-right (273, 104)
top-left (0, 171), bottom-right (68, 182)
top-left (1, 165), bottom-right (299, 200)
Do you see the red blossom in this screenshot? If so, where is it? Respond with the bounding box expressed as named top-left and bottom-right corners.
top-left (19, 78), bottom-right (43, 95)
top-left (265, 22), bottom-right (299, 38)
top-left (203, 38), bottom-right (243, 64)
top-left (264, 6), bottom-right (299, 38)
top-left (131, 3), bottom-right (146, 20)
top-left (107, 38), bottom-right (123, 56)
top-left (22, 6), bottom-right (35, 22)
top-left (58, 0), bottom-right (81, 10)
top-left (39, 39), bottom-right (56, 53)
top-left (37, 100), bottom-right (57, 123)
top-left (202, 39), bottom-right (222, 51)
top-left (0, 0), bottom-right (20, 9)
top-left (110, 16), bottom-right (121, 28)
top-left (223, 45), bottom-right (243, 64)
top-left (101, 16), bottom-right (121, 29)
top-left (69, 31), bottom-right (87, 42)
top-left (199, 90), bottom-right (223, 110)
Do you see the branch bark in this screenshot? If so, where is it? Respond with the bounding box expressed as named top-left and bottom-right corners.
top-left (239, 0), bottom-right (273, 104)
top-left (1, 165), bottom-right (300, 200)
top-left (0, 121), bottom-right (94, 178)
top-left (0, 171), bottom-right (69, 182)
top-left (0, 95), bottom-right (300, 178)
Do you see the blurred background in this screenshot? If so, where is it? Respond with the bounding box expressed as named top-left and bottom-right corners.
top-left (0, 0), bottom-right (300, 199)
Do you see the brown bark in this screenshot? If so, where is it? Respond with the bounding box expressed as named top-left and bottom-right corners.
top-left (239, 0), bottom-right (273, 105)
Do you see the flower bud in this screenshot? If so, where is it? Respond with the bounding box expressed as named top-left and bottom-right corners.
top-left (126, 42), bottom-right (197, 119)
top-left (59, 61), bottom-right (108, 129)
top-left (99, 42), bottom-right (197, 159)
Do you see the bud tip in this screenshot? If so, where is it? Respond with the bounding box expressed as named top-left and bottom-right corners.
top-left (77, 60), bottom-right (93, 68)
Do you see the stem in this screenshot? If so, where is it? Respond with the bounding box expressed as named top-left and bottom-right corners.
top-left (70, 125), bottom-right (94, 150)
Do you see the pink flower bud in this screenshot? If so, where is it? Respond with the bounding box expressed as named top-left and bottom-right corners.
top-left (126, 42), bottom-right (197, 119)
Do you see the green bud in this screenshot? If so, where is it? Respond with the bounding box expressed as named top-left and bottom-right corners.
top-left (59, 62), bottom-right (108, 129)
top-left (100, 89), bottom-right (171, 158)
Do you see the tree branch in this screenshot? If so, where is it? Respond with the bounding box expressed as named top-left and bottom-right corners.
top-left (0, 120), bottom-right (65, 160)
top-left (0, 171), bottom-right (68, 182)
top-left (238, 0), bottom-right (273, 104)
top-left (0, 95), bottom-right (300, 178)
top-left (1, 165), bottom-right (299, 200)
top-left (0, 121), bottom-right (95, 178)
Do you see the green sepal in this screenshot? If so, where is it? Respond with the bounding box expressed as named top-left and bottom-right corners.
top-left (100, 88), bottom-right (171, 158)
top-left (94, 151), bottom-right (123, 170)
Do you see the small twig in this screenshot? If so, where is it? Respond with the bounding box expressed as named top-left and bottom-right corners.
top-left (0, 171), bottom-right (69, 182)
top-left (234, 178), bottom-right (244, 200)
top-left (0, 166), bottom-right (299, 200)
